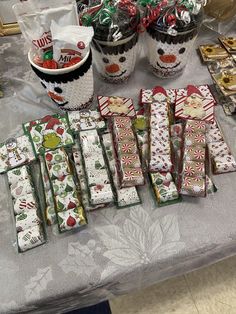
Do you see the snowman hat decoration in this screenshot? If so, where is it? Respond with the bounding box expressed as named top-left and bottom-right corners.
top-left (153, 86), bottom-right (168, 101)
top-left (187, 85), bottom-right (204, 98)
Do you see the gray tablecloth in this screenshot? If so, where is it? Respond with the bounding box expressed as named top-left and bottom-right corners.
top-left (1, 27), bottom-right (236, 314)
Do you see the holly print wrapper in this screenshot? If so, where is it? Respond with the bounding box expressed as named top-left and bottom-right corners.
top-left (170, 124), bottom-right (184, 138)
top-left (185, 131), bottom-right (206, 146)
top-left (98, 95), bottom-right (136, 118)
top-left (121, 168), bottom-right (144, 187)
top-left (47, 161), bottom-right (71, 181)
top-left (208, 142), bottom-right (230, 158)
top-left (87, 169), bottom-right (110, 186)
top-left (57, 206), bottom-right (87, 232)
top-left (185, 120), bottom-right (206, 133)
top-left (52, 175), bottom-right (76, 196)
top-left (56, 190), bottom-right (81, 212)
top-left (154, 182), bottom-right (179, 204)
top-left (213, 154), bottom-right (236, 174)
top-left (120, 154), bottom-right (141, 169)
top-left (113, 116), bottom-right (132, 129)
top-left (149, 154), bottom-right (172, 172)
top-left (118, 141), bottom-right (138, 154)
top-left (140, 89), bottom-right (153, 104)
top-left (44, 148), bottom-right (67, 165)
top-left (10, 178), bottom-right (33, 199)
top-left (0, 135), bottom-right (35, 173)
top-left (7, 166), bottom-right (29, 186)
top-left (183, 161), bottom-right (205, 177)
top-left (150, 172), bottom-right (173, 185)
top-left (117, 187), bottom-right (140, 207)
top-left (181, 176), bottom-right (206, 197)
top-left (184, 146), bottom-right (206, 162)
top-left (17, 225), bottom-right (44, 252)
top-left (26, 114), bottom-right (74, 156)
top-left (15, 209), bottom-right (41, 233)
top-left (68, 110), bottom-right (105, 133)
top-left (90, 184), bottom-right (114, 205)
top-left (13, 195), bottom-right (37, 215)
top-left (115, 128), bottom-right (135, 142)
top-left (46, 206), bottom-right (57, 225)
top-left (206, 128), bottom-right (223, 143)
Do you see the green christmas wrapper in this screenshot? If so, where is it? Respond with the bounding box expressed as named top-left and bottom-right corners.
top-left (7, 166), bottom-right (29, 186)
top-left (15, 209), bottom-right (41, 233)
top-left (46, 206), bottom-right (57, 226)
top-left (150, 172), bottom-right (173, 185)
top-left (10, 178), bottom-right (34, 199)
top-left (56, 191), bottom-right (81, 212)
top-left (52, 175), bottom-right (76, 196)
top-left (57, 206), bottom-right (87, 232)
top-left (44, 148), bottom-right (67, 165)
top-left (47, 161), bottom-right (71, 180)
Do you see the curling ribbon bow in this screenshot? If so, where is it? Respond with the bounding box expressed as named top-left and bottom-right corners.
top-left (118, 0), bottom-right (137, 17)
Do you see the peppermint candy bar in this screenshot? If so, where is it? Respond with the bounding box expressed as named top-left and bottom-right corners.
top-left (184, 145), bottom-right (206, 161)
top-left (183, 161), bottom-right (205, 177)
top-left (181, 176), bottom-right (206, 197)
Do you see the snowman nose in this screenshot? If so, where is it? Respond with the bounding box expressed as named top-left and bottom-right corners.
top-left (160, 54), bottom-right (177, 63)
top-left (48, 91), bottom-right (64, 102)
top-left (106, 63), bottom-right (120, 73)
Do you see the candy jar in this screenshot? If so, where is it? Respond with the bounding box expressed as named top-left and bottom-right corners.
top-left (142, 0), bottom-right (203, 78)
top-left (80, 0), bottom-right (140, 83)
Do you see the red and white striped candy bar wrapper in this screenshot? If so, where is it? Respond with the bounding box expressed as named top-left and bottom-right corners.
top-left (115, 128), bottom-right (135, 142)
top-left (185, 131), bottom-right (206, 146)
top-left (185, 120), bottom-right (206, 133)
top-left (149, 154), bottom-right (172, 172)
top-left (98, 95), bottom-right (136, 118)
top-left (140, 89), bottom-right (153, 104)
top-left (120, 153), bottom-right (141, 168)
top-left (13, 195), bottom-right (37, 215)
top-left (121, 168), bottom-right (144, 187)
top-left (183, 161), bottom-right (205, 177)
top-left (181, 176), bottom-right (206, 197)
top-left (213, 154), bottom-right (236, 174)
top-left (113, 116), bottom-right (132, 129)
top-left (184, 145), bottom-right (206, 161)
top-left (175, 85), bottom-right (215, 123)
top-left (208, 141), bottom-right (231, 158)
top-left (118, 141), bottom-right (138, 154)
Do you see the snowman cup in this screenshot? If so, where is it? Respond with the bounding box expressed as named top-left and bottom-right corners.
top-left (29, 50), bottom-right (94, 111)
top-left (146, 25), bottom-right (198, 78)
top-left (92, 32), bottom-right (139, 83)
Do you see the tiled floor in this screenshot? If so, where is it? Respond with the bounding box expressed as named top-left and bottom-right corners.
top-left (110, 255), bottom-right (236, 314)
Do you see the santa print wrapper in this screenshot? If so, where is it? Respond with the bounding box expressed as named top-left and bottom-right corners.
top-left (68, 110), bottom-right (106, 133)
top-left (44, 149), bottom-right (67, 165)
top-left (0, 135), bottom-right (35, 174)
top-left (146, 24), bottom-right (199, 78)
top-left (57, 207), bottom-right (87, 232)
top-left (15, 209), bottom-right (41, 233)
top-left (183, 161), bottom-right (205, 177)
top-left (30, 50), bottom-right (94, 111)
top-left (208, 142), bottom-right (231, 158)
top-left (175, 85), bottom-right (216, 123)
top-left (213, 154), bottom-right (236, 174)
top-left (150, 114), bottom-right (169, 128)
top-left (90, 184), bottom-right (114, 205)
top-left (10, 178), bottom-right (33, 199)
top-left (150, 139), bottom-right (170, 155)
top-left (98, 95), bottom-right (136, 118)
top-left (52, 175), bottom-right (76, 196)
top-left (184, 145), bottom-right (206, 161)
top-left (140, 87), bottom-right (176, 106)
top-left (181, 176), bottom-right (206, 197)
top-left (7, 166), bottom-right (29, 186)
top-left (92, 33), bottom-right (139, 84)
top-left (25, 114), bottom-right (74, 156)
top-left (13, 195), bottom-right (37, 215)
top-left (56, 191), bottom-right (81, 212)
top-left (18, 225), bottom-right (44, 252)
top-left (47, 161), bottom-right (71, 181)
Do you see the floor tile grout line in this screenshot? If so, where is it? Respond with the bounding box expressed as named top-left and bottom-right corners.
top-left (184, 274), bottom-right (201, 314)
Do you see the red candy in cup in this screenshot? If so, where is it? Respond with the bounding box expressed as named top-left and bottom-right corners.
top-left (43, 60), bottom-right (58, 69)
top-left (63, 57), bottom-right (82, 68)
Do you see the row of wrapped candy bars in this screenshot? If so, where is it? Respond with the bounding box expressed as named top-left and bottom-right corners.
top-left (44, 148), bottom-right (87, 232)
top-left (180, 120), bottom-right (207, 197)
top-left (79, 129), bottom-right (114, 205)
top-left (111, 117), bottom-right (145, 188)
top-left (7, 165), bottom-right (45, 252)
top-left (206, 121), bottom-right (236, 174)
top-left (102, 132), bottom-right (141, 208)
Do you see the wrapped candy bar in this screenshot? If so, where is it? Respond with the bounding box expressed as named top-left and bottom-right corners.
top-left (115, 128), bottom-right (135, 142)
top-left (98, 96), bottom-right (136, 118)
top-left (184, 132), bottom-right (206, 146)
top-left (7, 166), bottom-right (29, 185)
top-left (185, 120), bottom-right (206, 133)
top-left (46, 206), bottom-right (57, 226)
top-left (121, 168), bottom-right (144, 188)
top-left (14, 195), bottom-right (37, 215)
top-left (57, 207), bottom-right (87, 232)
top-left (183, 161), bottom-right (205, 177)
top-left (44, 149), bottom-right (67, 165)
top-left (133, 115), bottom-right (149, 168)
top-left (184, 146), bottom-right (206, 161)
top-left (56, 191), bottom-right (80, 212)
top-left (90, 184), bottom-right (113, 206)
top-left (181, 176), bottom-right (206, 197)
top-left (10, 178), bottom-right (33, 199)
top-left (47, 161), bottom-right (71, 180)
top-left (87, 169), bottom-right (110, 186)
top-left (120, 154), bottom-right (141, 168)
top-left (15, 209), bottom-right (41, 233)
top-left (150, 172), bottom-right (173, 185)
top-left (208, 142), bottom-right (230, 157)
top-left (68, 110), bottom-right (106, 133)
top-left (150, 155), bottom-right (173, 173)
top-left (52, 175), bottom-right (76, 196)
top-left (112, 117), bottom-right (132, 129)
top-left (118, 141), bottom-right (138, 155)
top-left (213, 154), bottom-right (236, 174)
top-left (206, 128), bottom-right (223, 143)
top-left (18, 225), bottom-right (45, 252)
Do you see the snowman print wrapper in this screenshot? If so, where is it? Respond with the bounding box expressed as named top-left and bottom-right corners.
top-left (146, 26), bottom-right (198, 78)
top-left (92, 33), bottom-right (139, 83)
top-left (30, 51), bottom-right (94, 111)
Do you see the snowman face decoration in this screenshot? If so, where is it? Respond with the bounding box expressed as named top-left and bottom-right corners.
top-left (146, 34), bottom-right (195, 76)
top-left (41, 82), bottom-right (69, 107)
